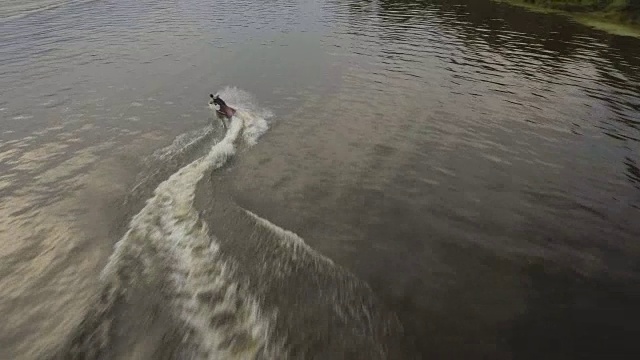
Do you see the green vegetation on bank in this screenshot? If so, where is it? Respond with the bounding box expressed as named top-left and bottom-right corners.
top-left (496, 0), bottom-right (640, 37)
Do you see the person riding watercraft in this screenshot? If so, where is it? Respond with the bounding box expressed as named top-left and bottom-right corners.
top-left (209, 94), bottom-right (236, 119)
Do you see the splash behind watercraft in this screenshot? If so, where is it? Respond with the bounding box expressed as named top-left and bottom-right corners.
top-left (209, 93), bottom-right (236, 119)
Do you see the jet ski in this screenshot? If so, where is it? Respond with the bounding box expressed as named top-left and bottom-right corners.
top-left (209, 94), bottom-right (236, 119)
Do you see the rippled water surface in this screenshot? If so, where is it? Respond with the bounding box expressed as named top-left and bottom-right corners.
top-left (1, 0), bottom-right (640, 359)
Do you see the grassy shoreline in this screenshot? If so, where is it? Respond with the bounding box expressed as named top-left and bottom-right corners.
top-left (495, 0), bottom-right (640, 37)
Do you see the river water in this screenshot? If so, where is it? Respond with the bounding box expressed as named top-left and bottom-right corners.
top-left (1, 0), bottom-right (640, 359)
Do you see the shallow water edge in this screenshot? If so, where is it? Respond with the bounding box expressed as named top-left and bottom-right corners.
top-left (495, 0), bottom-right (640, 38)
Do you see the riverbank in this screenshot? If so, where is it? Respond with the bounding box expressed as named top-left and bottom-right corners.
top-left (496, 0), bottom-right (640, 37)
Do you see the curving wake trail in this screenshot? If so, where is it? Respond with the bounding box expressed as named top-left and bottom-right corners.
top-left (57, 89), bottom-right (277, 359)
top-left (56, 89), bottom-right (406, 360)
top-left (100, 112), bottom-right (278, 358)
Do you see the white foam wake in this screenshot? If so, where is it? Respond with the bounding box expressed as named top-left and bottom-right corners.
top-left (243, 209), bottom-right (334, 265)
top-left (101, 100), bottom-right (281, 358)
top-left (149, 125), bottom-right (215, 162)
top-left (211, 86), bottom-right (272, 146)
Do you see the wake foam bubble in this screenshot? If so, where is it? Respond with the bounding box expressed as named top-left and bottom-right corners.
top-left (97, 97), bottom-right (282, 358)
top-left (213, 87), bottom-right (273, 146)
top-left (149, 125), bottom-right (216, 162)
top-left (244, 209), bottom-right (331, 262)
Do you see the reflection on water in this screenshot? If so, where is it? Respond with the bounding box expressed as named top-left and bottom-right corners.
top-left (280, 0), bottom-right (640, 358)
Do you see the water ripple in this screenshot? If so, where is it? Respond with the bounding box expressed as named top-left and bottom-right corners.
top-left (2, 0), bottom-right (640, 359)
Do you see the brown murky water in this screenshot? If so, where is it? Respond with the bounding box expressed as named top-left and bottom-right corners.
top-left (1, 0), bottom-right (640, 359)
